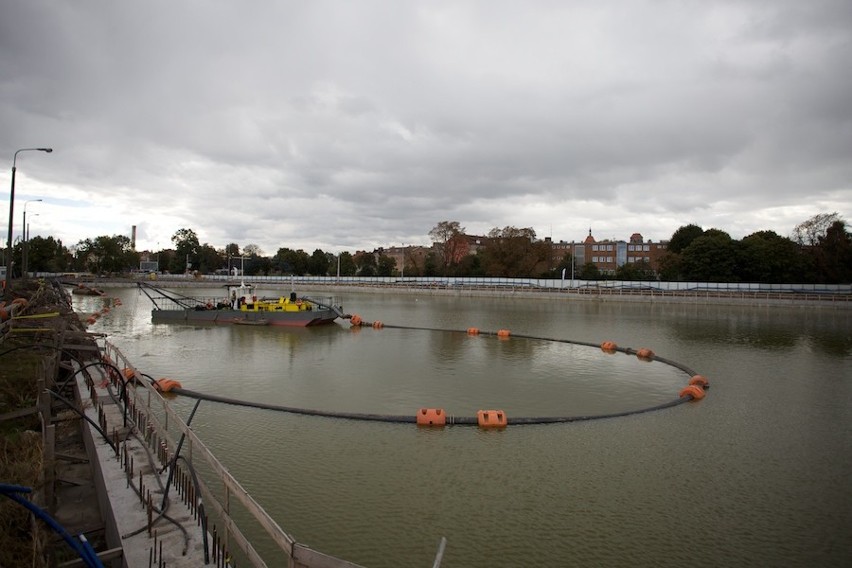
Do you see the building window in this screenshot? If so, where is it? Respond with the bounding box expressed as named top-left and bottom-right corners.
top-left (592, 245), bottom-right (599, 251)
top-left (643, 245), bottom-right (650, 251)
top-left (628, 245), bottom-right (634, 251)
top-left (607, 245), bottom-right (613, 251)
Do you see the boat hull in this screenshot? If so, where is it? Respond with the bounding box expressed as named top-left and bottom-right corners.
top-left (151, 308), bottom-right (338, 327)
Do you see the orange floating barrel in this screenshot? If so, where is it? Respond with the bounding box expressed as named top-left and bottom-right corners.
top-left (467, 327), bottom-right (480, 335)
top-left (636, 348), bottom-right (655, 360)
top-left (122, 368), bottom-right (136, 380)
top-left (416, 408), bottom-right (447, 427)
top-left (350, 314), bottom-right (362, 326)
top-left (679, 384), bottom-right (705, 401)
top-left (154, 378), bottom-right (183, 393)
top-left (496, 329), bottom-right (511, 338)
top-left (600, 341), bottom-right (618, 353)
top-left (689, 375), bottom-right (709, 388)
top-left (372, 321), bottom-right (384, 329)
top-left (477, 409), bottom-right (507, 428)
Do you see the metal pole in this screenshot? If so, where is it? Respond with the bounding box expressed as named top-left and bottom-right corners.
top-left (22, 199), bottom-right (41, 277)
top-left (6, 148), bottom-right (51, 282)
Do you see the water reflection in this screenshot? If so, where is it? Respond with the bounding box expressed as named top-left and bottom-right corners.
top-left (85, 287), bottom-right (852, 568)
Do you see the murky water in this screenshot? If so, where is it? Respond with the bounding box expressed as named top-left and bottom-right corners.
top-left (77, 287), bottom-right (852, 567)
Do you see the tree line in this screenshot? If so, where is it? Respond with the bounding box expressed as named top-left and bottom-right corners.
top-left (11, 212), bottom-right (851, 284)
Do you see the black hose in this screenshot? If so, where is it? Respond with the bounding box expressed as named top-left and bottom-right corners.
top-left (161, 399), bottom-right (202, 509)
top-left (161, 323), bottom-right (705, 426)
top-left (46, 389), bottom-right (117, 453)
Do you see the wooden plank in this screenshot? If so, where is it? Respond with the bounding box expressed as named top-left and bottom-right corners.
top-left (57, 546), bottom-right (123, 568)
top-left (0, 406), bottom-right (38, 422)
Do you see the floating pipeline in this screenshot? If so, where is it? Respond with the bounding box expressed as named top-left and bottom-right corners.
top-left (148, 320), bottom-right (710, 428)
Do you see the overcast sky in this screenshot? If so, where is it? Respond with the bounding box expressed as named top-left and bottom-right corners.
top-left (2, 1), bottom-right (850, 255)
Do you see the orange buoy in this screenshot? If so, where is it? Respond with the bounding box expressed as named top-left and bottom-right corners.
top-left (416, 408), bottom-right (447, 427)
top-left (154, 378), bottom-right (183, 393)
top-left (0, 308), bottom-right (9, 321)
top-left (122, 368), bottom-right (136, 380)
top-left (679, 384), bottom-right (706, 401)
top-left (86, 316), bottom-right (97, 324)
top-left (372, 321), bottom-right (384, 329)
top-left (350, 314), bottom-right (362, 326)
top-left (636, 348), bottom-right (655, 360)
top-left (497, 329), bottom-right (511, 338)
top-left (467, 327), bottom-right (480, 335)
top-left (477, 409), bottom-right (508, 428)
top-left (601, 341), bottom-right (618, 353)
top-left (689, 375), bottom-right (709, 388)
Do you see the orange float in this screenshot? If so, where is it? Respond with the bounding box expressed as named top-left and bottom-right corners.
top-left (467, 327), bottom-right (480, 335)
top-left (477, 409), bottom-right (507, 428)
top-left (689, 375), bottom-right (709, 388)
top-left (154, 378), bottom-right (183, 393)
top-left (350, 314), bottom-right (362, 326)
top-left (679, 385), bottom-right (705, 401)
top-left (600, 341), bottom-right (618, 353)
top-left (636, 348), bottom-right (655, 360)
top-left (416, 408), bottom-right (447, 427)
top-left (496, 329), bottom-right (511, 338)
top-left (372, 321), bottom-right (384, 329)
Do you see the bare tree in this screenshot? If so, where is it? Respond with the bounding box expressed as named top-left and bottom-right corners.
top-left (429, 221), bottom-right (466, 275)
top-left (792, 212), bottom-right (843, 246)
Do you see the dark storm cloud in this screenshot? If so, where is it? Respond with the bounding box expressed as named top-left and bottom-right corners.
top-left (1, 0), bottom-right (850, 253)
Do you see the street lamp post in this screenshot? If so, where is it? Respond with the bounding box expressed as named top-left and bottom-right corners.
top-left (24, 213), bottom-right (39, 277)
top-left (7, 148), bottom-right (52, 281)
top-left (22, 199), bottom-right (42, 277)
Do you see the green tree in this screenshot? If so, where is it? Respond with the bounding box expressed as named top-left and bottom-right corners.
top-left (615, 260), bottom-right (656, 281)
top-left (656, 252), bottom-right (682, 281)
top-left (739, 231), bottom-right (804, 283)
top-left (196, 244), bottom-right (223, 274)
top-left (457, 252), bottom-right (485, 277)
top-left (579, 262), bottom-right (601, 280)
top-left (273, 248), bottom-right (309, 275)
top-left (481, 226), bottom-right (547, 277)
top-left (354, 251), bottom-right (377, 276)
top-left (76, 235), bottom-right (139, 274)
top-left (337, 252), bottom-right (356, 276)
top-left (814, 220), bottom-right (852, 283)
top-left (680, 230), bottom-right (739, 282)
top-left (171, 228), bottom-right (200, 272)
top-left (376, 254), bottom-right (396, 277)
top-left (668, 224), bottom-right (704, 254)
top-left (24, 236), bottom-right (71, 273)
top-left (308, 249), bottom-right (330, 276)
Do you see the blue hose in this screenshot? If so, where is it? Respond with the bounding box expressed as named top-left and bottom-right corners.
top-left (0, 484), bottom-right (105, 568)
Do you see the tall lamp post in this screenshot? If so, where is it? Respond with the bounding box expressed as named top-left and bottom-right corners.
top-left (7, 148), bottom-right (52, 281)
top-left (22, 199), bottom-right (42, 277)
